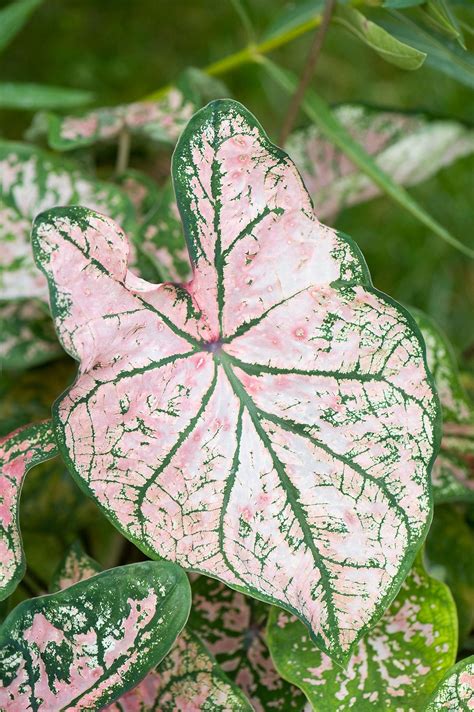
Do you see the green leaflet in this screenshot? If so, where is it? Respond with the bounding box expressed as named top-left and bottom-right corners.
top-left (425, 504), bottom-right (474, 645)
top-left (286, 105), bottom-right (474, 223)
top-left (0, 561), bottom-right (191, 710)
top-left (189, 576), bottom-right (306, 711)
top-left (425, 655), bottom-right (474, 710)
top-left (262, 59), bottom-right (474, 259)
top-left (333, 5), bottom-right (426, 70)
top-left (413, 309), bottom-right (474, 503)
top-left (0, 0), bottom-right (43, 54)
top-left (0, 82), bottom-right (93, 111)
top-left (266, 557), bottom-right (457, 711)
top-left (51, 545), bottom-right (253, 711)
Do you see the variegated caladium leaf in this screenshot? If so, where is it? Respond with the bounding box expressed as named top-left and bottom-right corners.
top-left (0, 298), bottom-right (62, 369)
top-left (425, 656), bottom-right (474, 711)
top-left (49, 540), bottom-right (102, 592)
top-left (266, 557), bottom-right (457, 711)
top-left (116, 169), bottom-right (160, 223)
top-left (51, 542), bottom-right (253, 711)
top-left (32, 99), bottom-right (440, 663)
top-left (46, 89), bottom-right (195, 152)
top-left (286, 105), bottom-right (474, 221)
top-left (0, 140), bottom-right (136, 302)
top-left (0, 421), bottom-right (58, 601)
top-left (413, 309), bottom-right (474, 504)
top-left (189, 576), bottom-right (306, 711)
top-left (0, 560), bottom-right (191, 710)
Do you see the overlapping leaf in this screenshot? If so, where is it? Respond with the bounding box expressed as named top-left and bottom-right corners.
top-left (0, 421), bottom-right (58, 600)
top-left (189, 576), bottom-right (305, 711)
top-left (0, 560), bottom-right (191, 710)
top-left (51, 543), bottom-right (253, 711)
top-left (286, 105), bottom-right (474, 221)
top-left (32, 99), bottom-right (440, 662)
top-left (425, 655), bottom-right (474, 710)
top-left (414, 309), bottom-right (474, 503)
top-left (267, 557), bottom-right (457, 711)
top-left (0, 298), bottom-right (62, 369)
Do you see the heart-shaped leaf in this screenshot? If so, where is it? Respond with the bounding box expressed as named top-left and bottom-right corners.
top-left (189, 576), bottom-right (305, 710)
top-left (0, 421), bottom-right (58, 600)
top-left (286, 105), bottom-right (474, 222)
top-left (413, 309), bottom-right (474, 503)
top-left (425, 655), bottom-right (474, 710)
top-left (0, 299), bottom-right (62, 369)
top-left (0, 141), bottom-right (136, 302)
top-left (267, 556), bottom-right (457, 710)
top-left (32, 99), bottom-right (440, 663)
top-left (0, 560), bottom-right (191, 710)
top-left (52, 543), bottom-right (253, 711)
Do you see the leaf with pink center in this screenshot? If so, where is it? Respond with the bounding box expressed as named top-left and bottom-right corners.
top-left (189, 576), bottom-right (305, 711)
top-left (51, 544), bottom-right (253, 711)
top-left (286, 105), bottom-right (474, 221)
top-left (0, 560), bottom-right (191, 710)
top-left (267, 557), bottom-right (457, 711)
top-left (32, 99), bottom-right (440, 663)
top-left (425, 655), bottom-right (474, 711)
top-left (0, 421), bottom-right (58, 601)
top-left (413, 309), bottom-right (474, 504)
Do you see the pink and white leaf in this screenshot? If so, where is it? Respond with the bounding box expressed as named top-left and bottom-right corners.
top-left (32, 99), bottom-right (440, 663)
top-left (425, 656), bottom-right (474, 711)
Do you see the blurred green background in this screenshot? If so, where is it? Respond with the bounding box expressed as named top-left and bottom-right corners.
top-left (1, 0), bottom-right (473, 359)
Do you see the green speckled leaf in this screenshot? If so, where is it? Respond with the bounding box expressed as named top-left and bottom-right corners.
top-left (0, 560), bottom-right (191, 710)
top-left (0, 299), bottom-right (62, 369)
top-left (413, 309), bottom-right (474, 504)
top-left (189, 576), bottom-right (305, 711)
top-left (426, 504), bottom-right (474, 645)
top-left (425, 655), bottom-right (474, 710)
top-left (32, 99), bottom-right (440, 664)
top-left (267, 557), bottom-right (457, 711)
top-left (49, 541), bottom-right (102, 593)
top-left (286, 105), bottom-right (474, 222)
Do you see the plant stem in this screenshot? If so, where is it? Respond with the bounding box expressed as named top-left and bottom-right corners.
top-left (279, 0), bottom-right (336, 146)
top-left (115, 128), bottom-right (130, 175)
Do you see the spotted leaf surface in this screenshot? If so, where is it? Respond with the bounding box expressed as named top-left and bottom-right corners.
top-left (32, 99), bottom-right (440, 663)
top-left (0, 421), bottom-right (58, 601)
top-left (47, 89), bottom-right (195, 152)
top-left (0, 560), bottom-right (191, 710)
top-left (0, 140), bottom-right (135, 302)
top-left (267, 557), bottom-right (457, 711)
top-left (0, 298), bottom-right (62, 369)
top-left (287, 105), bottom-right (474, 220)
top-left (425, 656), bottom-right (474, 711)
top-left (189, 576), bottom-right (305, 711)
top-left (51, 542), bottom-right (253, 711)
top-left (49, 540), bottom-right (102, 592)
top-left (414, 309), bottom-right (474, 503)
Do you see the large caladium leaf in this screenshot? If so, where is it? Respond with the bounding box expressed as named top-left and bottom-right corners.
top-left (0, 421), bottom-right (58, 601)
top-left (189, 576), bottom-right (305, 711)
top-left (52, 543), bottom-right (253, 711)
top-left (0, 560), bottom-right (191, 710)
top-left (46, 89), bottom-right (195, 152)
top-left (426, 504), bottom-right (474, 644)
top-left (0, 299), bottom-right (61, 369)
top-left (32, 99), bottom-right (440, 663)
top-left (267, 557), bottom-right (457, 711)
top-left (413, 309), bottom-right (474, 504)
top-left (286, 105), bottom-right (474, 220)
top-left (425, 656), bottom-right (474, 711)
top-left (0, 140), bottom-right (135, 302)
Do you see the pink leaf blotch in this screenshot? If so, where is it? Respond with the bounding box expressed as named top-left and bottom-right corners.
top-left (32, 99), bottom-right (441, 663)
top-left (0, 420), bottom-right (58, 601)
top-left (0, 560), bottom-right (191, 711)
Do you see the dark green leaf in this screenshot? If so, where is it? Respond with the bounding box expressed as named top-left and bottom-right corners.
top-left (0, 0), bottom-right (43, 54)
top-left (0, 82), bottom-right (93, 110)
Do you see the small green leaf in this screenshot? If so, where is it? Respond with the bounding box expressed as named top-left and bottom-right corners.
top-left (0, 0), bottom-right (43, 54)
top-left (334, 5), bottom-right (426, 70)
top-left (383, 0), bottom-right (425, 6)
top-left (0, 561), bottom-right (191, 710)
top-left (0, 82), bottom-right (93, 110)
top-left (263, 0), bottom-right (325, 41)
top-left (423, 0), bottom-right (465, 47)
top-left (425, 655), bottom-right (474, 710)
top-left (263, 59), bottom-right (474, 258)
top-left (189, 576), bottom-right (305, 710)
top-left (267, 557), bottom-right (458, 710)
